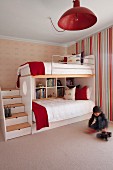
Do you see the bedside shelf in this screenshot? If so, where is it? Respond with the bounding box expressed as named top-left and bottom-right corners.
top-left (34, 77), bottom-right (76, 99)
top-left (47, 86), bottom-right (56, 88)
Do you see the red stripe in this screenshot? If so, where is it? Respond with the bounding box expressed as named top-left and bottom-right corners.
top-left (82, 39), bottom-right (85, 52)
top-left (109, 27), bottom-right (112, 121)
top-left (76, 43), bottom-right (78, 54)
top-left (98, 32), bottom-right (102, 107)
top-left (90, 36), bottom-right (93, 55)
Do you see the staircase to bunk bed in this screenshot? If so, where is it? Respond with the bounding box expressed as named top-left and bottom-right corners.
top-left (0, 88), bottom-right (31, 140)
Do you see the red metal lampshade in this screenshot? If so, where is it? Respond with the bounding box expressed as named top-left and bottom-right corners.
top-left (58, 0), bottom-right (97, 31)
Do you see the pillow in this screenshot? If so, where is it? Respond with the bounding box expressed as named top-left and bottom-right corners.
top-left (87, 87), bottom-right (92, 99)
top-left (75, 86), bottom-right (88, 100)
top-left (64, 87), bottom-right (76, 100)
top-left (63, 57), bottom-right (67, 64)
top-left (67, 56), bottom-right (77, 63)
top-left (67, 53), bottom-right (81, 64)
top-left (83, 55), bottom-right (94, 65)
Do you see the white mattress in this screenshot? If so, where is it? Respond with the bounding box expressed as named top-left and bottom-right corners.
top-left (17, 62), bottom-right (94, 76)
top-left (33, 98), bottom-right (95, 122)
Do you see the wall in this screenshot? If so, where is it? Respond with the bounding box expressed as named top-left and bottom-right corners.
top-left (0, 39), bottom-right (66, 88)
top-left (67, 44), bottom-right (76, 54)
top-left (67, 37), bottom-right (93, 56)
top-left (67, 27), bottom-right (113, 121)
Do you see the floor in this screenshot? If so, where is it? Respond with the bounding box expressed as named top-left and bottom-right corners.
top-left (0, 120), bottom-right (113, 170)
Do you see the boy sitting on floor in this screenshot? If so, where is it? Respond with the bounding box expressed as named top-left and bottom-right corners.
top-left (88, 106), bottom-right (108, 133)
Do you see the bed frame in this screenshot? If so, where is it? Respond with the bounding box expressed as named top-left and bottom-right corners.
top-left (18, 54), bottom-right (95, 77)
top-left (18, 54), bottom-right (95, 134)
top-left (20, 75), bottom-right (95, 134)
top-left (51, 54), bottom-right (95, 74)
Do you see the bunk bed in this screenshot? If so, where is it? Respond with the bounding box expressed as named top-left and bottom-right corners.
top-left (17, 55), bottom-right (95, 77)
top-left (18, 54), bottom-right (95, 133)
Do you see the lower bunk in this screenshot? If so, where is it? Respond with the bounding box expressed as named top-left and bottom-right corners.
top-left (32, 112), bottom-right (92, 134)
top-left (32, 98), bottom-right (95, 134)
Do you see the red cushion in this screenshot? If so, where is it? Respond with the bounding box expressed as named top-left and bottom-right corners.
top-left (64, 57), bottom-right (67, 63)
top-left (75, 86), bottom-right (88, 100)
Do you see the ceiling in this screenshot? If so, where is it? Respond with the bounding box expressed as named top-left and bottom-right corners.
top-left (0, 0), bottom-right (113, 46)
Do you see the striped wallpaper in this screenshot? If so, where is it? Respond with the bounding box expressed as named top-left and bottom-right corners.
top-left (75, 27), bottom-right (113, 121)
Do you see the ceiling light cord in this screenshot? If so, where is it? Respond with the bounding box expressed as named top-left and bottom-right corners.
top-left (48, 17), bottom-right (65, 33)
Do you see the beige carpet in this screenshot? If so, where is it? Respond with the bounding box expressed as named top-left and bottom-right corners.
top-left (0, 120), bottom-right (113, 170)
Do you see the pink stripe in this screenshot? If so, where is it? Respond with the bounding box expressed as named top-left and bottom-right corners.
top-left (90, 36), bottom-right (93, 55)
top-left (76, 43), bottom-right (78, 54)
top-left (98, 32), bottom-right (102, 107)
top-left (109, 27), bottom-right (112, 121)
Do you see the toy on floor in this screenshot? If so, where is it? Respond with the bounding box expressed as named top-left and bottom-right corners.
top-left (96, 132), bottom-right (112, 141)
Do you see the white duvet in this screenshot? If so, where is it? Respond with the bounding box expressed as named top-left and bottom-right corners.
top-left (17, 62), bottom-right (94, 76)
top-left (33, 98), bottom-right (95, 122)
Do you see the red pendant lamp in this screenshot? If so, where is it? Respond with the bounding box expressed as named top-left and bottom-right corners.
top-left (58, 0), bottom-right (97, 31)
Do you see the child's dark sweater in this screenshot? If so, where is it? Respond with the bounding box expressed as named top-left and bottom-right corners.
top-left (88, 112), bottom-right (108, 129)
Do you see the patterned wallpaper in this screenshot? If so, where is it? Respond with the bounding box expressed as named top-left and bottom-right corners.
top-left (0, 39), bottom-right (66, 88)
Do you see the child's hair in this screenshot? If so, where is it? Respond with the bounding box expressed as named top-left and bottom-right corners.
top-left (93, 106), bottom-right (101, 113)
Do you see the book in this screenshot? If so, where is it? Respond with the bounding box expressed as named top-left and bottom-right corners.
top-left (57, 87), bottom-right (64, 97)
top-left (36, 88), bottom-right (46, 99)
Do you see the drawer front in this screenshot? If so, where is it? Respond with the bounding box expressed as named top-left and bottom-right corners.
top-left (6, 127), bottom-right (31, 140)
top-left (2, 90), bottom-right (20, 97)
top-left (11, 106), bottom-right (24, 113)
top-left (6, 116), bottom-right (28, 126)
top-left (3, 98), bottom-right (22, 105)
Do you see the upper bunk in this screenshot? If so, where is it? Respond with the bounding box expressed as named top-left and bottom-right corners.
top-left (17, 54), bottom-right (95, 78)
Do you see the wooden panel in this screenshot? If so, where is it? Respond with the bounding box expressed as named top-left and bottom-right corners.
top-left (3, 95), bottom-right (22, 99)
top-left (3, 98), bottom-right (22, 105)
top-left (6, 122), bottom-right (31, 132)
top-left (32, 74), bottom-right (95, 78)
top-left (2, 90), bottom-right (20, 97)
top-left (2, 88), bottom-right (19, 91)
top-left (11, 106), bottom-right (25, 114)
top-left (6, 116), bottom-right (28, 126)
top-left (6, 112), bottom-right (28, 119)
top-left (20, 76), bottom-right (33, 125)
top-left (6, 127), bottom-right (31, 140)
top-left (4, 103), bottom-right (24, 108)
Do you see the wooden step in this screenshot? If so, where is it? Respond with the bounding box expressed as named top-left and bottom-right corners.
top-left (6, 112), bottom-right (28, 120)
top-left (3, 95), bottom-right (22, 99)
top-left (6, 122), bottom-right (31, 132)
top-left (2, 88), bottom-right (19, 91)
top-left (4, 103), bottom-right (25, 108)
top-left (2, 89), bottom-right (20, 97)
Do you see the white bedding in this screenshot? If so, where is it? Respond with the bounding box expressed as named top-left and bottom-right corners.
top-left (33, 98), bottom-right (95, 122)
top-left (18, 62), bottom-right (94, 76)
